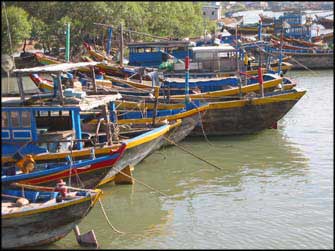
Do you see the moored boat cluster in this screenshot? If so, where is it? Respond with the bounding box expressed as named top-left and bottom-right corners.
top-left (4, 9), bottom-right (329, 249)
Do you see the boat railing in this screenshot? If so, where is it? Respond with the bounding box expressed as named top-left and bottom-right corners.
top-left (268, 47), bottom-right (333, 54)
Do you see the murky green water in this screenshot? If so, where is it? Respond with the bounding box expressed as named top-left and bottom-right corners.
top-left (2, 70), bottom-right (333, 249)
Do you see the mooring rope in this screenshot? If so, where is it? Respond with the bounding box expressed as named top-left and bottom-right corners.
top-left (117, 170), bottom-right (168, 197)
top-left (98, 198), bottom-right (126, 234)
top-left (252, 42), bottom-right (320, 76)
top-left (162, 136), bottom-right (223, 170)
top-left (191, 101), bottom-right (214, 147)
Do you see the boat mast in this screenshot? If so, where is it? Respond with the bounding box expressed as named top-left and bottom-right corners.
top-left (236, 24), bottom-right (242, 98)
top-left (120, 23), bottom-right (124, 67)
top-left (65, 23), bottom-right (71, 62)
top-left (106, 27), bottom-right (113, 56)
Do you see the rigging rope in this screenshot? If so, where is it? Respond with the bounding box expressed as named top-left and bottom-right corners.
top-left (2, 1), bottom-right (15, 62)
top-left (252, 42), bottom-right (320, 76)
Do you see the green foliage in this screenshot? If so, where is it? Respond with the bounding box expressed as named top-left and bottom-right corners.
top-left (4, 2), bottom-right (212, 58)
top-left (2, 6), bottom-right (32, 55)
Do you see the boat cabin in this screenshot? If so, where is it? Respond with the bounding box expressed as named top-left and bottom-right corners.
top-left (2, 62), bottom-right (121, 158)
top-left (128, 41), bottom-right (192, 68)
top-left (274, 12), bottom-right (312, 41)
top-left (187, 44), bottom-right (243, 73)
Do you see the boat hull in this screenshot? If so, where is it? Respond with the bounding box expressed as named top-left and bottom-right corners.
top-left (271, 52), bottom-right (333, 70)
top-left (2, 146), bottom-right (126, 189)
top-left (99, 133), bottom-right (164, 186)
top-left (2, 193), bottom-right (99, 249)
top-left (191, 90), bottom-right (306, 136)
top-left (156, 114), bottom-right (200, 149)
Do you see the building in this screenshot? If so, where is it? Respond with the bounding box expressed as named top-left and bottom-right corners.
top-left (203, 2), bottom-right (222, 21)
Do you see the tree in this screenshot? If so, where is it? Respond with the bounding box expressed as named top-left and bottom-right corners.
top-left (4, 2), bottom-right (218, 59)
top-left (1, 5), bottom-right (32, 55)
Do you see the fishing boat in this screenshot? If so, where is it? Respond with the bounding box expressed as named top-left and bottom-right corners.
top-left (2, 147), bottom-right (125, 189)
top-left (160, 72), bottom-right (293, 96)
top-left (267, 46), bottom-right (333, 69)
top-left (269, 11), bottom-right (334, 69)
top-left (2, 184), bottom-right (101, 248)
top-left (2, 62), bottom-right (188, 186)
top-left (103, 73), bottom-right (296, 103)
top-left (164, 75), bottom-right (297, 102)
top-left (34, 51), bottom-right (141, 79)
top-left (315, 14), bottom-right (333, 29)
top-left (190, 89), bottom-right (306, 136)
top-left (115, 87), bottom-right (306, 136)
top-left (1, 64), bottom-right (125, 164)
top-left (223, 23), bottom-right (274, 35)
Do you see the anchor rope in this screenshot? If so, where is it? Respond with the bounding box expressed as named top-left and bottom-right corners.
top-left (190, 101), bottom-right (214, 147)
top-left (162, 136), bottom-right (223, 170)
top-left (98, 198), bottom-right (126, 234)
top-left (117, 170), bottom-right (168, 197)
top-left (252, 42), bottom-right (320, 76)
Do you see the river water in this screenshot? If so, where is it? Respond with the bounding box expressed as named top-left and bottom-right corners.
top-left (1, 70), bottom-right (333, 249)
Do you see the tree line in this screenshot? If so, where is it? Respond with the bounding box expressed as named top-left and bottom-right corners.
top-left (1, 1), bottom-right (216, 59)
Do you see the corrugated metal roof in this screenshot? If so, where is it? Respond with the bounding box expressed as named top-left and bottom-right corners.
top-left (127, 41), bottom-right (190, 48)
top-left (191, 45), bottom-right (236, 52)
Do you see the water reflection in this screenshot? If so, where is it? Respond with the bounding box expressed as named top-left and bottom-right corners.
top-left (147, 129), bottom-right (309, 200)
top-left (41, 127), bottom-right (310, 249)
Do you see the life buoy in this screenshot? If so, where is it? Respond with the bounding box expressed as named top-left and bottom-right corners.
top-left (16, 155), bottom-right (35, 174)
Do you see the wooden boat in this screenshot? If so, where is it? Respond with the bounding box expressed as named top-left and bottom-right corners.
top-left (166, 75), bottom-right (296, 101)
top-left (115, 88), bottom-right (306, 136)
top-left (112, 74), bottom-right (295, 103)
top-left (271, 35), bottom-right (322, 48)
top-left (160, 70), bottom-right (294, 96)
top-left (3, 63), bottom-right (196, 188)
top-left (1, 88), bottom-right (124, 164)
top-left (311, 32), bottom-right (333, 43)
top-left (96, 119), bottom-right (194, 186)
top-left (2, 185), bottom-right (101, 248)
top-left (83, 42), bottom-right (114, 62)
top-left (315, 15), bottom-right (334, 29)
top-left (2, 146), bottom-right (125, 189)
top-left (190, 89), bottom-right (306, 136)
top-left (267, 47), bottom-right (334, 69)
top-left (34, 52), bottom-right (140, 79)
top-left (34, 52), bottom-right (63, 65)
top-left (225, 24), bottom-right (274, 35)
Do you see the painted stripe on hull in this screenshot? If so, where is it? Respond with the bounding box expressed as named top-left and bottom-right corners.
top-left (191, 91), bottom-right (306, 136)
top-left (2, 191), bottom-right (101, 248)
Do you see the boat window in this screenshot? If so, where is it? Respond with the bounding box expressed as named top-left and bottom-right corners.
top-left (218, 52), bottom-right (228, 58)
top-left (51, 111), bottom-right (60, 116)
top-left (40, 111), bottom-right (49, 117)
top-left (10, 111), bottom-right (20, 128)
top-left (21, 111), bottom-right (31, 128)
top-left (60, 111), bottom-right (69, 116)
top-left (2, 111), bottom-right (8, 128)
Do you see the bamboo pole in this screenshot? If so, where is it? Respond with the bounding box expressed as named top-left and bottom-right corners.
top-left (11, 183), bottom-right (55, 192)
top-left (152, 86), bottom-right (160, 126)
top-left (91, 66), bottom-right (97, 93)
top-left (16, 75), bottom-right (25, 103)
top-left (120, 24), bottom-right (124, 67)
top-left (65, 23), bottom-right (71, 62)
